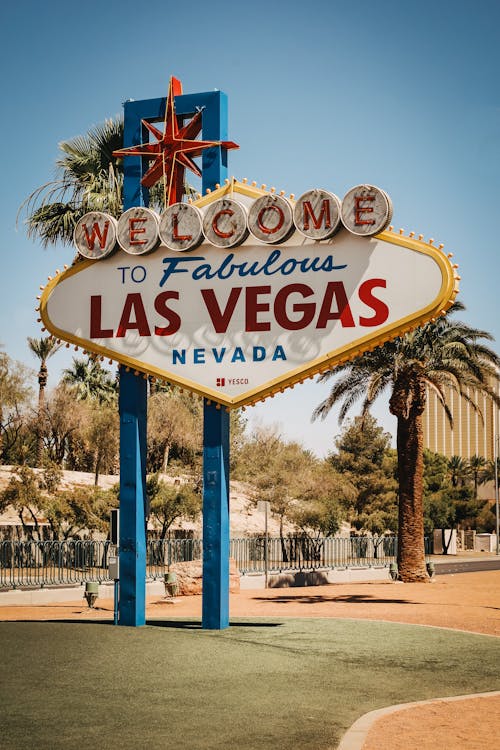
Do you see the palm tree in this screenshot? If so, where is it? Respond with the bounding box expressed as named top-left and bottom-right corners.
top-left (19, 118), bottom-right (124, 247)
top-left (27, 336), bottom-right (62, 465)
top-left (313, 302), bottom-right (500, 582)
top-left (447, 455), bottom-right (470, 488)
top-left (468, 454), bottom-right (487, 499)
top-left (62, 355), bottom-right (117, 405)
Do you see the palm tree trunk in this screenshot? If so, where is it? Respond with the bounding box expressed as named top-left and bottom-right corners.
top-left (396, 411), bottom-right (428, 582)
top-left (94, 450), bottom-right (101, 486)
top-left (36, 365), bottom-right (47, 466)
top-left (162, 444), bottom-right (170, 473)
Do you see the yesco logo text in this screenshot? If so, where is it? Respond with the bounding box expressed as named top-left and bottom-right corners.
top-left (74, 185), bottom-right (393, 260)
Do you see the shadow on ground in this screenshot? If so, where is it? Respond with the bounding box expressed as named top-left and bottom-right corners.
top-left (253, 593), bottom-right (415, 605)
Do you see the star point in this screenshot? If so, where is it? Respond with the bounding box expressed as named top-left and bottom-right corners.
top-left (113, 76), bottom-right (239, 205)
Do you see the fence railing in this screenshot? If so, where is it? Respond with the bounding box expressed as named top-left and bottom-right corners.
top-left (231, 535), bottom-right (402, 573)
top-left (0, 536), bottom-right (432, 589)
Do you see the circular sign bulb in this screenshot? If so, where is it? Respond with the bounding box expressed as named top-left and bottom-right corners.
top-left (341, 185), bottom-right (393, 236)
top-left (293, 189), bottom-right (342, 240)
top-left (247, 194), bottom-right (294, 244)
top-left (117, 207), bottom-right (160, 255)
top-left (159, 203), bottom-right (204, 252)
top-left (74, 212), bottom-right (118, 260)
top-left (202, 198), bottom-right (249, 248)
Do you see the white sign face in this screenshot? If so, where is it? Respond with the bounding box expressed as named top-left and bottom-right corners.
top-left (41, 187), bottom-right (456, 408)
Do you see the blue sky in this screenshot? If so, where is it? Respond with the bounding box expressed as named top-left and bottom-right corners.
top-left (1, 0), bottom-right (498, 456)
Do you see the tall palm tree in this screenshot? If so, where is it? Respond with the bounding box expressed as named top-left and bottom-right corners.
top-left (468, 454), bottom-right (487, 499)
top-left (313, 302), bottom-right (500, 582)
top-left (19, 118), bottom-right (124, 247)
top-left (447, 455), bottom-right (469, 488)
top-left (27, 336), bottom-right (62, 465)
top-left (62, 355), bottom-right (117, 405)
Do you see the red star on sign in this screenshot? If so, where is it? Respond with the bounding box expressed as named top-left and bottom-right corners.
top-left (113, 76), bottom-right (239, 205)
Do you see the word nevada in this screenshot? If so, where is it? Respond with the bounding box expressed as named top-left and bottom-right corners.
top-left (74, 184), bottom-right (393, 259)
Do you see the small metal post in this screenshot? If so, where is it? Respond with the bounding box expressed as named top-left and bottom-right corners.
top-left (257, 500), bottom-right (270, 587)
top-left (114, 579), bottom-right (119, 625)
top-left (494, 429), bottom-right (499, 556)
top-left (264, 502), bottom-right (269, 588)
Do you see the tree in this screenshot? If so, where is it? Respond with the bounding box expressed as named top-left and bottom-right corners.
top-left (147, 391), bottom-right (201, 472)
top-left (468, 455), bottom-right (487, 499)
top-left (62, 355), bottom-right (117, 405)
top-left (42, 384), bottom-right (86, 465)
top-left (19, 119), bottom-right (124, 247)
top-left (0, 351), bottom-right (33, 463)
top-left (423, 452), bottom-right (461, 555)
top-left (314, 301), bottom-right (500, 582)
top-left (447, 455), bottom-right (470, 488)
top-left (146, 474), bottom-right (201, 539)
top-left (27, 336), bottom-right (62, 465)
top-left (39, 486), bottom-right (117, 540)
top-left (1, 465), bottom-right (43, 541)
top-left (423, 450), bottom-right (491, 542)
top-left (85, 404), bottom-right (119, 485)
top-left (330, 415), bottom-right (398, 534)
top-left (483, 457), bottom-right (500, 489)
top-left (292, 462), bottom-right (355, 537)
top-left (235, 427), bottom-right (317, 559)
top-left (1, 461), bottom-right (118, 541)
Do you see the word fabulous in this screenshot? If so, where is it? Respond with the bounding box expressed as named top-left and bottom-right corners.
top-left (74, 184), bottom-right (393, 260)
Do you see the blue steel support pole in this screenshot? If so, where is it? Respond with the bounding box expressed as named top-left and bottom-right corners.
top-left (118, 370), bottom-right (147, 626)
top-left (199, 90), bottom-right (231, 630)
top-left (118, 100), bottom-right (149, 626)
top-left (202, 402), bottom-right (230, 629)
top-left (116, 89), bottom-right (231, 628)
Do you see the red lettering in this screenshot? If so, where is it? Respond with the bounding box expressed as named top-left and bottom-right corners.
top-left (201, 288), bottom-right (242, 333)
top-left (116, 293), bottom-right (151, 337)
top-left (303, 200), bottom-right (331, 230)
top-left (245, 286), bottom-right (271, 332)
top-left (129, 217), bottom-right (147, 245)
top-left (90, 296), bottom-right (113, 338)
top-left (316, 282), bottom-right (355, 328)
top-left (257, 205), bottom-right (285, 235)
top-left (354, 195), bottom-right (375, 226)
top-left (154, 291), bottom-right (181, 335)
top-left (274, 284), bottom-right (315, 330)
top-left (172, 213), bottom-right (192, 242)
top-left (83, 221), bottom-right (110, 250)
top-left (212, 209), bottom-right (234, 239)
top-left (358, 279), bottom-right (389, 326)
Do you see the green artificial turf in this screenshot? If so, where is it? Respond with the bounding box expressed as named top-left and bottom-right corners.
top-left (1, 618), bottom-right (499, 749)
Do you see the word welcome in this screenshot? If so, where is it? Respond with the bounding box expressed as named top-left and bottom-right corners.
top-left (74, 184), bottom-right (393, 260)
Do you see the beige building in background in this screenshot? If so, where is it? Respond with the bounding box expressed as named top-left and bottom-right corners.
top-left (423, 382), bottom-right (499, 461)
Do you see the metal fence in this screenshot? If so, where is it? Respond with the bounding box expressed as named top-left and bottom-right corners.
top-left (0, 536), bottom-right (431, 589)
top-left (231, 535), bottom-right (402, 573)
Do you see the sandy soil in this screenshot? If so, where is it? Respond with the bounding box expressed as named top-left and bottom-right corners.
top-left (1, 569), bottom-right (499, 749)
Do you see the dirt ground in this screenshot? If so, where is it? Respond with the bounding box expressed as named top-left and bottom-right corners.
top-left (2, 569), bottom-right (499, 749)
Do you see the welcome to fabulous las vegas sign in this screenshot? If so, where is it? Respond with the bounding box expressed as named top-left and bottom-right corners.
top-left (38, 78), bottom-right (458, 409)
